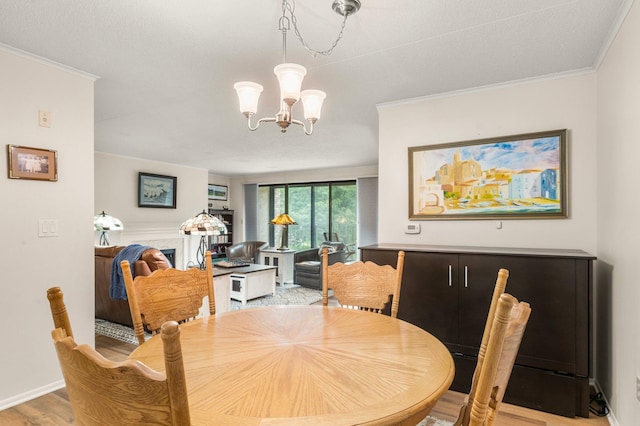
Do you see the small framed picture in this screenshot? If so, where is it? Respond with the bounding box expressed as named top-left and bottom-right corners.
top-left (208, 184), bottom-right (228, 201)
top-left (7, 145), bottom-right (58, 181)
top-left (138, 172), bottom-right (177, 208)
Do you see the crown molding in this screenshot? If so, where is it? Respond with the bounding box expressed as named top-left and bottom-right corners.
top-left (0, 42), bottom-right (99, 81)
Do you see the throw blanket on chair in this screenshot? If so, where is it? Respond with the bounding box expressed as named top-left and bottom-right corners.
top-left (110, 244), bottom-right (151, 300)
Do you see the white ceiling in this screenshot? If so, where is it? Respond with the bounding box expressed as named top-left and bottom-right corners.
top-left (0, 0), bottom-right (630, 176)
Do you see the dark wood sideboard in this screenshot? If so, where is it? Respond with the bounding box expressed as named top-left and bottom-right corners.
top-left (360, 243), bottom-right (595, 418)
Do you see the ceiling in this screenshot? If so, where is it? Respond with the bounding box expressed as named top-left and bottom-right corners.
top-left (0, 0), bottom-right (630, 176)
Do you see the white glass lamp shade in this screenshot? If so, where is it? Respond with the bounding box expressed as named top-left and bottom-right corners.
top-left (274, 63), bottom-right (307, 104)
top-left (233, 81), bottom-right (263, 115)
top-left (93, 211), bottom-right (123, 231)
top-left (300, 90), bottom-right (326, 121)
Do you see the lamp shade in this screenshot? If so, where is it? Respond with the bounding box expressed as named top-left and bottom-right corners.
top-left (234, 81), bottom-right (264, 115)
top-left (270, 213), bottom-right (297, 226)
top-left (301, 89), bottom-right (326, 121)
top-left (93, 211), bottom-right (123, 231)
top-left (179, 210), bottom-right (227, 235)
top-left (271, 213), bottom-right (296, 251)
top-left (274, 63), bottom-right (307, 104)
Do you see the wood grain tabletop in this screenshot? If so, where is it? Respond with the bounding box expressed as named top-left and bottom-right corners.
top-left (129, 305), bottom-right (455, 425)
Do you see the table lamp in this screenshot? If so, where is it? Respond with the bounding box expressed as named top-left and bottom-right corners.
top-left (179, 210), bottom-right (227, 269)
top-left (93, 211), bottom-right (123, 246)
top-left (271, 213), bottom-right (297, 250)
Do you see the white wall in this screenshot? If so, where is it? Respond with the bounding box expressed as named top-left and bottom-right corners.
top-left (377, 73), bottom-right (597, 255)
top-left (95, 152), bottom-right (210, 267)
top-left (596, 0), bottom-right (640, 424)
top-left (0, 47), bottom-right (95, 408)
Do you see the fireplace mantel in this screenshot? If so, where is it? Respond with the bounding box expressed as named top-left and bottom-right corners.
top-left (121, 226), bottom-right (189, 269)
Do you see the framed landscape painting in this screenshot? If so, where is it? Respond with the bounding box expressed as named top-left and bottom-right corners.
top-left (208, 184), bottom-right (228, 201)
top-left (138, 172), bottom-right (177, 208)
top-left (408, 129), bottom-right (567, 220)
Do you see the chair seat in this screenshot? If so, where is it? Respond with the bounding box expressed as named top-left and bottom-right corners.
top-left (295, 261), bottom-right (320, 271)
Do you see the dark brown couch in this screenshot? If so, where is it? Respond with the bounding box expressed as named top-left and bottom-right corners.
top-left (95, 245), bottom-right (171, 326)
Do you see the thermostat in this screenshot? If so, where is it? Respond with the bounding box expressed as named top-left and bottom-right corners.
top-left (405, 223), bottom-right (421, 234)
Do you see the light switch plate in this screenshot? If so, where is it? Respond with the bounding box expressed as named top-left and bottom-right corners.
top-left (39, 219), bottom-right (58, 237)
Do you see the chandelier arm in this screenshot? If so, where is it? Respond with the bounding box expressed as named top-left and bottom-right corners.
top-left (245, 114), bottom-right (277, 131)
top-left (290, 118), bottom-right (315, 136)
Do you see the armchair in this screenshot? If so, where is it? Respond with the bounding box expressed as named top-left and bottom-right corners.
top-left (294, 242), bottom-right (346, 290)
top-left (227, 241), bottom-right (268, 263)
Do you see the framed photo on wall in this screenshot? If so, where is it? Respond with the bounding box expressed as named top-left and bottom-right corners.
top-left (208, 184), bottom-right (228, 201)
top-left (7, 145), bottom-right (58, 181)
top-left (138, 172), bottom-right (177, 208)
top-left (408, 129), bottom-right (567, 220)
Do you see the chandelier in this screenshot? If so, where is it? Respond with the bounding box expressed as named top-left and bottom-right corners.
top-left (233, 0), bottom-right (361, 135)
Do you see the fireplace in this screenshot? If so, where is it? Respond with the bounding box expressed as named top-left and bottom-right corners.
top-left (122, 227), bottom-right (187, 269)
top-left (160, 248), bottom-right (176, 267)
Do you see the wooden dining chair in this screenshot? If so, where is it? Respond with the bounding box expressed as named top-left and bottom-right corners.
top-left (454, 292), bottom-right (531, 426)
top-left (47, 286), bottom-right (191, 425)
top-left (123, 250), bottom-right (216, 345)
top-left (321, 249), bottom-right (405, 317)
top-left (465, 268), bottom-right (509, 408)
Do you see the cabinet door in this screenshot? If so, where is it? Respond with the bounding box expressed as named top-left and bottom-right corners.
top-left (399, 252), bottom-right (459, 346)
top-left (361, 249), bottom-right (459, 346)
top-left (459, 254), bottom-right (578, 374)
top-left (456, 255), bottom-right (500, 355)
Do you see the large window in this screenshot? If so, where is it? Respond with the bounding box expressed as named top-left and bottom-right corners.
top-left (258, 181), bottom-right (356, 251)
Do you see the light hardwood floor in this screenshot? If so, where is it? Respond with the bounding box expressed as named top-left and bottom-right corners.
top-left (0, 334), bottom-right (610, 425)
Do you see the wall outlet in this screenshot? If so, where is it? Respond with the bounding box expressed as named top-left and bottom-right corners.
top-left (39, 110), bottom-right (51, 127)
top-left (637, 376), bottom-right (640, 402)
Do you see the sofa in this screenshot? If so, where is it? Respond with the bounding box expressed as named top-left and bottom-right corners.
top-left (95, 245), bottom-right (171, 326)
top-left (227, 241), bottom-right (268, 263)
top-left (294, 242), bottom-right (346, 290)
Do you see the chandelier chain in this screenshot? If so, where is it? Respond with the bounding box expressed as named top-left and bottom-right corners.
top-left (284, 0), bottom-right (350, 58)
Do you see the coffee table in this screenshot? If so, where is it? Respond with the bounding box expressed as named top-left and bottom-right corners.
top-left (213, 263), bottom-right (276, 305)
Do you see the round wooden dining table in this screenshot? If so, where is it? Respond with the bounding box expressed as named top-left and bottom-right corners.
top-left (129, 305), bottom-right (455, 425)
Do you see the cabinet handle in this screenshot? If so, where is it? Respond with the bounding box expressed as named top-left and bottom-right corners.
top-left (464, 266), bottom-right (468, 288)
top-left (448, 265), bottom-right (452, 286)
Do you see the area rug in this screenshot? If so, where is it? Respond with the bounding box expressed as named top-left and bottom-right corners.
top-left (230, 284), bottom-right (322, 310)
top-left (417, 416), bottom-right (454, 426)
top-left (95, 318), bottom-right (150, 345)
top-left (96, 285), bottom-right (322, 344)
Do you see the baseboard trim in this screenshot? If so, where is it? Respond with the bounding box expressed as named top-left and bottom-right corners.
top-left (591, 379), bottom-right (619, 426)
top-left (0, 380), bottom-right (65, 411)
